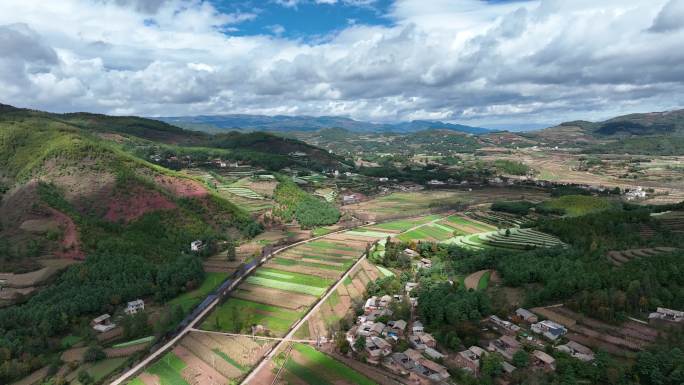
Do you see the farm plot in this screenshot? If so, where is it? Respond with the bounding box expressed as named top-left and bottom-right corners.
top-left (443, 214), bottom-right (497, 234)
top-left (280, 344), bottom-right (378, 385)
top-left (190, 332), bottom-right (273, 370)
top-left (444, 228), bottom-right (563, 251)
top-left (201, 297), bottom-right (305, 336)
top-left (246, 268), bottom-right (333, 296)
top-left (135, 350), bottom-right (190, 385)
top-left (606, 247), bottom-right (678, 266)
top-left (367, 215), bottom-right (443, 233)
top-left (396, 222), bottom-right (456, 242)
top-left (465, 210), bottom-right (530, 228)
top-left (656, 211), bottom-right (684, 234)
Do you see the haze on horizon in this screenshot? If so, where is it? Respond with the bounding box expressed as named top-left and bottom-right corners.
top-left (0, 0), bottom-right (683, 129)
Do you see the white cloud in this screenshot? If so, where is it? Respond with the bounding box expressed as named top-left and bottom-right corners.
top-left (0, 0), bottom-right (681, 128)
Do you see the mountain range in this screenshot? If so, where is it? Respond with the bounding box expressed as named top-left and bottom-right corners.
top-left (157, 114), bottom-right (492, 134)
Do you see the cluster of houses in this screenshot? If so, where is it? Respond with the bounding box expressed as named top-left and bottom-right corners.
top-left (450, 308), bottom-right (593, 379)
top-left (91, 299), bottom-right (145, 333)
top-left (345, 294), bottom-right (450, 384)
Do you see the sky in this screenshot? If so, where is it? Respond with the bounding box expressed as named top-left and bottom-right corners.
top-left (0, 0), bottom-right (683, 130)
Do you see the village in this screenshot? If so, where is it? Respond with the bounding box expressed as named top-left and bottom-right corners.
top-left (337, 246), bottom-right (684, 385)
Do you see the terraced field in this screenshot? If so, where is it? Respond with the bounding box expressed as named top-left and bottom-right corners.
top-left (606, 247), bottom-right (678, 266)
top-left (445, 228), bottom-right (564, 251)
top-left (465, 210), bottom-right (532, 228)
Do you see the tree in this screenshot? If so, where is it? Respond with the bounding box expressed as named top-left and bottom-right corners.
top-left (481, 353), bottom-right (503, 378)
top-left (226, 241), bottom-right (236, 261)
top-left (83, 346), bottom-right (105, 363)
top-left (512, 350), bottom-right (529, 368)
top-left (353, 335), bottom-right (366, 352)
top-left (78, 370), bottom-right (94, 385)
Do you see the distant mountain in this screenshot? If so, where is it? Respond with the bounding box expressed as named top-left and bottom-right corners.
top-left (157, 114), bottom-right (491, 134)
top-left (556, 109), bottom-right (684, 137)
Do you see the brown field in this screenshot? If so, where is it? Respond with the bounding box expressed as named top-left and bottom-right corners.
top-left (180, 334), bottom-right (243, 379)
top-left (0, 258), bottom-right (78, 288)
top-left (265, 261), bottom-right (342, 279)
top-left (174, 345), bottom-right (229, 385)
top-left (192, 332), bottom-right (273, 368)
top-left (606, 247), bottom-right (677, 266)
top-left (232, 284), bottom-right (317, 310)
top-left (464, 269), bottom-right (491, 290)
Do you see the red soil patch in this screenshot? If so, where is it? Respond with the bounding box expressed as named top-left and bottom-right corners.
top-left (47, 208), bottom-right (84, 260)
top-left (155, 175), bottom-right (207, 198)
top-left (105, 188), bottom-right (176, 223)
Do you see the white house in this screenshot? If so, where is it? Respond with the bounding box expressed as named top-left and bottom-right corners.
top-left (190, 240), bottom-right (204, 252)
top-left (124, 299), bottom-right (145, 315)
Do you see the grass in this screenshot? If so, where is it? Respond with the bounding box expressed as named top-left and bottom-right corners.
top-left (112, 335), bottom-right (154, 348)
top-left (201, 298), bottom-right (303, 334)
top-left (146, 352), bottom-right (189, 385)
top-left (168, 272), bottom-right (229, 313)
top-left (128, 379), bottom-right (146, 385)
top-left (274, 257), bottom-right (346, 271)
top-left (88, 357), bottom-right (128, 382)
top-left (293, 344), bottom-right (378, 385)
top-left (477, 271), bottom-right (491, 290)
top-left (313, 227), bottom-right (334, 237)
top-left (540, 195), bottom-right (616, 217)
top-left (61, 334), bottom-right (82, 349)
top-left (446, 215), bottom-right (497, 231)
top-left (285, 359), bottom-right (331, 385)
top-left (372, 215), bottom-right (441, 232)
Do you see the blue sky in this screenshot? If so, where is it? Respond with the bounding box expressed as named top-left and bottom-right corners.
top-left (213, 0), bottom-right (395, 39)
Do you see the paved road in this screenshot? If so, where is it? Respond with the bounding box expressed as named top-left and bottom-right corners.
top-left (109, 224), bottom-right (373, 385)
top-left (240, 254), bottom-right (371, 385)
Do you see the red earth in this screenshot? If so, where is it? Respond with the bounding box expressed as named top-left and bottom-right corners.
top-left (105, 188), bottom-right (176, 223)
top-left (154, 175), bottom-right (208, 198)
top-left (47, 208), bottom-right (85, 260)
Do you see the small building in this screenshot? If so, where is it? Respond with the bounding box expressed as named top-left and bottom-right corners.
top-left (91, 314), bottom-right (116, 333)
top-left (419, 333), bottom-right (437, 348)
top-left (416, 258), bottom-right (432, 270)
top-left (556, 341), bottom-right (595, 362)
top-left (489, 315), bottom-right (521, 335)
top-left (342, 194), bottom-right (361, 204)
top-left (370, 336), bottom-right (393, 356)
top-left (424, 347), bottom-right (444, 360)
top-left (649, 307), bottom-right (684, 324)
top-left (405, 282), bottom-right (418, 293)
top-left (382, 355), bottom-right (410, 375)
top-left (387, 320), bottom-right (407, 335)
top-left (412, 321), bottom-right (424, 334)
top-left (403, 248), bottom-right (420, 258)
top-left (532, 350), bottom-right (556, 372)
top-left (409, 334), bottom-right (427, 351)
top-left (488, 335), bottom-right (521, 361)
top-left (515, 308), bottom-right (538, 323)
top-left (190, 240), bottom-right (204, 252)
top-left (454, 347), bottom-right (483, 374)
top-left (124, 299), bottom-right (144, 315)
top-left (501, 361), bottom-right (517, 374)
top-left (531, 320), bottom-right (567, 341)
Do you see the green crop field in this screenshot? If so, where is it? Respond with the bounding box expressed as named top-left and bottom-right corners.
top-left (146, 352), bottom-right (189, 385)
top-left (255, 268), bottom-right (332, 287)
top-left (201, 298), bottom-right (303, 334)
top-left (477, 271), bottom-right (491, 290)
top-left (445, 215), bottom-right (497, 232)
top-left (112, 336), bottom-right (154, 348)
top-left (246, 276), bottom-right (327, 295)
top-left (372, 215), bottom-right (442, 232)
top-left (168, 272), bottom-right (228, 313)
top-left (291, 344), bottom-right (378, 385)
top-left (305, 241), bottom-right (357, 252)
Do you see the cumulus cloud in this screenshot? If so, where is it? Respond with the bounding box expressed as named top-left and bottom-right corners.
top-left (649, 0), bottom-right (684, 32)
top-left (0, 0), bottom-right (681, 127)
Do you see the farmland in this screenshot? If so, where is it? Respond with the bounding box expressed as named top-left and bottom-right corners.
top-left (168, 272), bottom-right (229, 313)
top-left (132, 226), bottom-right (387, 384)
top-left (445, 228), bottom-right (564, 251)
top-left (278, 344), bottom-right (378, 385)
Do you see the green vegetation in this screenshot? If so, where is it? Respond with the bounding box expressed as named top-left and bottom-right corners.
top-left (168, 272), bottom-right (229, 313)
top-left (493, 159), bottom-right (531, 175)
top-left (477, 270), bottom-right (491, 290)
top-left (201, 298), bottom-right (303, 334)
top-left (212, 349), bottom-right (247, 372)
top-left (372, 215), bottom-right (441, 232)
top-left (292, 344), bottom-right (378, 385)
top-left (539, 195), bottom-right (617, 217)
top-left (112, 336), bottom-right (154, 348)
top-left (146, 352), bottom-right (189, 385)
top-left (273, 178), bottom-right (340, 228)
